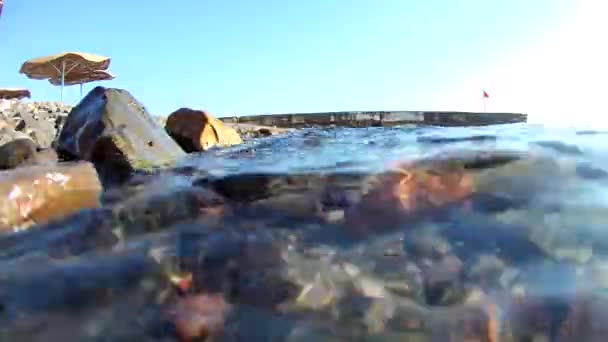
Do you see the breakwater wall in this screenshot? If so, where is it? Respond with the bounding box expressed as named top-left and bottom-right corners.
top-left (220, 111), bottom-right (527, 128)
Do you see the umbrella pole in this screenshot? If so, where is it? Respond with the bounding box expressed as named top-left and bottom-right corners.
top-left (80, 84), bottom-right (83, 98)
top-left (60, 60), bottom-right (65, 102)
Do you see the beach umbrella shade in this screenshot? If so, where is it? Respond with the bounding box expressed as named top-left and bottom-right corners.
top-left (0, 88), bottom-right (31, 100)
top-left (19, 52), bottom-right (111, 101)
top-left (48, 70), bottom-right (115, 97)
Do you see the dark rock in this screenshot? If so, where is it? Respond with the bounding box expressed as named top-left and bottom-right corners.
top-left (0, 250), bottom-right (175, 341)
top-left (576, 163), bottom-right (608, 180)
top-left (404, 227), bottom-right (452, 259)
top-left (225, 122), bottom-right (292, 140)
top-left (0, 208), bottom-right (118, 260)
top-left (423, 255), bottom-right (464, 306)
top-left (465, 254), bottom-right (506, 289)
top-left (0, 249), bottom-right (170, 318)
top-left (440, 211), bottom-right (546, 264)
top-left (206, 173), bottom-right (326, 202)
top-left (576, 130), bottom-right (608, 135)
top-left (416, 134), bottom-right (497, 144)
top-left (0, 139), bottom-right (57, 170)
top-left (113, 186), bottom-right (224, 237)
top-left (56, 86), bottom-right (185, 185)
top-left (178, 228), bottom-right (299, 308)
top-left (534, 140), bottom-right (583, 155)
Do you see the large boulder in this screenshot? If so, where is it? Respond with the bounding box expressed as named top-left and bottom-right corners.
top-left (56, 87), bottom-right (186, 184)
top-left (165, 108), bottom-right (242, 152)
top-left (0, 161), bottom-right (102, 232)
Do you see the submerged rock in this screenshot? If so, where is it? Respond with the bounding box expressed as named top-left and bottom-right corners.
top-left (0, 161), bottom-right (102, 232)
top-left (113, 186), bottom-right (224, 237)
top-left (225, 122), bottom-right (292, 139)
top-left (0, 208), bottom-right (117, 260)
top-left (343, 155), bottom-right (475, 238)
top-left (0, 249), bottom-right (176, 341)
top-left (56, 86), bottom-right (185, 184)
top-left (165, 108), bottom-right (242, 152)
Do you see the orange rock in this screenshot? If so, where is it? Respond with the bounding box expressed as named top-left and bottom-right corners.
top-left (170, 293), bottom-right (230, 341)
top-left (0, 161), bottom-right (102, 232)
top-left (345, 158), bottom-right (474, 236)
top-left (165, 108), bottom-right (242, 152)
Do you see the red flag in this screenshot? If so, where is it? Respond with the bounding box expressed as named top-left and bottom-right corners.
top-left (483, 90), bottom-right (490, 98)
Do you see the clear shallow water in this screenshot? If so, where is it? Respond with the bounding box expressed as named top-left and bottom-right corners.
top-left (174, 123), bottom-right (608, 340)
top-left (6, 123), bottom-right (608, 341)
top-left (180, 123), bottom-right (608, 175)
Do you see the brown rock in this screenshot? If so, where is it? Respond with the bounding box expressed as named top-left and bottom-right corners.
top-left (56, 86), bottom-right (186, 185)
top-left (344, 157), bottom-right (474, 237)
top-left (0, 161), bottom-right (102, 232)
top-left (165, 108), bottom-right (242, 152)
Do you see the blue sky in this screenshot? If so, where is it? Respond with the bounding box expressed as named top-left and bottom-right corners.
top-left (1, 0), bottom-right (591, 120)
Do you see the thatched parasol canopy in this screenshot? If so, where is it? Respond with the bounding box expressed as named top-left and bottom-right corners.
top-left (19, 52), bottom-right (112, 101)
top-left (48, 70), bottom-right (115, 86)
top-left (0, 0), bottom-right (4, 19)
top-left (19, 52), bottom-right (110, 80)
top-left (0, 88), bottom-right (31, 100)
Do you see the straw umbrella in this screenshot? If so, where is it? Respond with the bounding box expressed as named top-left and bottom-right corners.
top-left (0, 88), bottom-right (31, 100)
top-left (48, 70), bottom-right (115, 98)
top-left (0, 0), bottom-right (4, 19)
top-left (19, 52), bottom-right (111, 101)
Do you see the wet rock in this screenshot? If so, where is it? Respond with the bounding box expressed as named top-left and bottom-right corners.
top-left (114, 186), bottom-right (224, 238)
top-left (0, 249), bottom-right (171, 318)
top-left (534, 140), bottom-right (583, 155)
top-left (206, 173), bottom-right (327, 203)
top-left (527, 212), bottom-right (594, 264)
top-left (344, 156), bottom-right (475, 238)
top-left (416, 134), bottom-right (497, 144)
top-left (466, 254), bottom-right (506, 290)
top-left (423, 255), bottom-right (464, 306)
top-left (0, 249), bottom-right (175, 341)
top-left (0, 161), bottom-right (102, 233)
top-left (576, 163), bottom-right (608, 180)
top-left (56, 86), bottom-right (186, 185)
top-left (473, 154), bottom-right (574, 206)
top-left (165, 108), bottom-right (242, 152)
top-left (442, 211), bottom-right (546, 264)
top-left (404, 226), bottom-right (452, 259)
top-left (0, 208), bottom-right (118, 260)
top-left (576, 130), bottom-right (608, 135)
top-left (0, 139), bottom-right (58, 170)
top-left (248, 192), bottom-right (323, 221)
top-left (225, 122), bottom-right (292, 140)
top-left (178, 228), bottom-right (299, 308)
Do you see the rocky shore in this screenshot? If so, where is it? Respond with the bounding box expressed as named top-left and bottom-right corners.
top-left (0, 86), bottom-right (606, 341)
